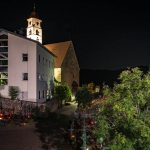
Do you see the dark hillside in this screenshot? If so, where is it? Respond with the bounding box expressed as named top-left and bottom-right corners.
top-left (80, 66), bottom-right (149, 87)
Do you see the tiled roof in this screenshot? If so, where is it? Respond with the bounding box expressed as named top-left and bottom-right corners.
top-left (45, 41), bottom-right (71, 67)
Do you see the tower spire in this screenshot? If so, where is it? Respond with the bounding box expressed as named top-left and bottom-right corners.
top-left (29, 3), bottom-right (39, 19)
top-left (33, 3), bottom-right (36, 12)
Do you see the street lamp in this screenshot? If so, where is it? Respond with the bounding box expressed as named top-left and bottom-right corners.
top-left (80, 113), bottom-right (87, 150)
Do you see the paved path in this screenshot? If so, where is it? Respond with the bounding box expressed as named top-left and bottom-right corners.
top-left (0, 124), bottom-right (42, 150)
top-left (0, 123), bottom-right (74, 150)
top-left (59, 102), bottom-right (77, 116)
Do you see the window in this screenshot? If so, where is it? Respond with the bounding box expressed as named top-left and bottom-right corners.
top-left (0, 34), bottom-right (8, 85)
top-left (0, 53), bottom-right (8, 59)
top-left (39, 55), bottom-right (40, 63)
top-left (29, 30), bottom-right (32, 35)
top-left (22, 54), bottom-right (28, 61)
top-left (42, 74), bottom-right (44, 80)
top-left (0, 66), bottom-right (8, 72)
top-left (37, 73), bottom-right (41, 80)
top-left (0, 60), bottom-right (8, 65)
top-left (0, 73), bottom-right (8, 85)
top-left (43, 90), bottom-right (44, 98)
top-left (0, 41), bottom-right (8, 46)
top-left (0, 79), bottom-right (7, 85)
top-left (36, 22), bottom-right (39, 25)
top-left (0, 73), bottom-right (8, 78)
top-left (39, 91), bottom-right (40, 99)
top-left (36, 30), bottom-right (39, 35)
top-left (43, 57), bottom-right (44, 64)
top-left (0, 34), bottom-right (8, 39)
top-left (0, 47), bottom-right (8, 52)
top-left (23, 73), bottom-right (28, 80)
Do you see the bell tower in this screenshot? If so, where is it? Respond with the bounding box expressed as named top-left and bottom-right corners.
top-left (26, 5), bottom-right (42, 43)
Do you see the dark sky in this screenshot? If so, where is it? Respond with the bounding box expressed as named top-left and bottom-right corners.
top-left (1, 1), bottom-right (150, 70)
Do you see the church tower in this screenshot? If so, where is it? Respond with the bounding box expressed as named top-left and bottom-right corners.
top-left (26, 5), bottom-right (42, 43)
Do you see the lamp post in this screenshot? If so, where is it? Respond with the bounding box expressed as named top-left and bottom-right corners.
top-left (81, 113), bottom-right (87, 150)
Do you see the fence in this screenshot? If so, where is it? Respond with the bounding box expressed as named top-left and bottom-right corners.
top-left (0, 97), bottom-right (45, 116)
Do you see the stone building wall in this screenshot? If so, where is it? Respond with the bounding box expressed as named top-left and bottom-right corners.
top-left (61, 44), bottom-right (80, 88)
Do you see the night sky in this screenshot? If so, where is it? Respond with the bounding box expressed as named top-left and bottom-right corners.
top-left (1, 1), bottom-right (150, 70)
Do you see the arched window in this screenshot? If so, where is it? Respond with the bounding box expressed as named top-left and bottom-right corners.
top-left (29, 30), bottom-right (32, 35)
top-left (36, 30), bottom-right (39, 35)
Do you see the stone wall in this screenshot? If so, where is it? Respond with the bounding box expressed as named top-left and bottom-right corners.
top-left (62, 43), bottom-right (80, 88)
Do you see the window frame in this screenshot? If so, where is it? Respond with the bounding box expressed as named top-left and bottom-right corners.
top-left (23, 73), bottom-right (28, 81)
top-left (43, 90), bottom-right (44, 98)
top-left (39, 91), bottom-right (40, 99)
top-left (39, 54), bottom-right (40, 63)
top-left (22, 53), bottom-right (28, 61)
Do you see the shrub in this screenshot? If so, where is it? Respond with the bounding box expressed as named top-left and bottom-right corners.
top-left (9, 86), bottom-right (20, 100)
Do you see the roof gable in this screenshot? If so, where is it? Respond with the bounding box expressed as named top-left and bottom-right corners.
top-left (44, 41), bottom-right (71, 67)
top-left (62, 42), bottom-right (80, 70)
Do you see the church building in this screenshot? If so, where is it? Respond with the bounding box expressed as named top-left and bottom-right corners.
top-left (45, 41), bottom-right (80, 90)
top-left (0, 5), bottom-right (79, 103)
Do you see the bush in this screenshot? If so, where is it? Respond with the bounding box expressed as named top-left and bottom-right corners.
top-left (54, 85), bottom-right (71, 108)
top-left (9, 86), bottom-right (20, 100)
top-left (91, 92), bottom-right (100, 99)
top-left (75, 87), bottom-right (92, 108)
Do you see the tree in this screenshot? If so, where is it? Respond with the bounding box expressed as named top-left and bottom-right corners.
top-left (75, 87), bottom-right (92, 109)
top-left (54, 85), bottom-right (71, 108)
top-left (9, 86), bottom-right (20, 100)
top-left (94, 67), bottom-right (150, 149)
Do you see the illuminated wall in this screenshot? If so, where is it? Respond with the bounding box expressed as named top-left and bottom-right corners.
top-left (54, 68), bottom-right (61, 82)
top-left (0, 29), bottom-right (54, 103)
top-left (27, 17), bottom-right (42, 43)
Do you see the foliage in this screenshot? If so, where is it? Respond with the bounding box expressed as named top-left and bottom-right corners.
top-left (91, 92), bottom-right (100, 99)
top-left (75, 87), bottom-right (92, 108)
top-left (88, 82), bottom-right (95, 92)
top-left (94, 67), bottom-right (150, 149)
top-left (9, 86), bottom-right (20, 100)
top-left (54, 85), bottom-right (71, 107)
